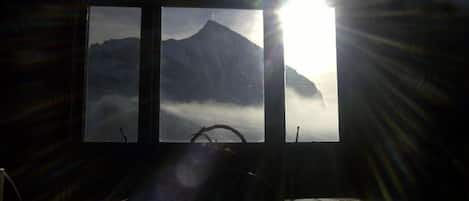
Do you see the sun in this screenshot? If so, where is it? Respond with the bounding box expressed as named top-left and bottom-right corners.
top-left (279, 0), bottom-right (337, 78)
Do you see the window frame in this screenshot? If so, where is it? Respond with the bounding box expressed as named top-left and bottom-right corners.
top-left (155, 2), bottom-right (274, 146)
top-left (70, 0), bottom-right (345, 200)
top-left (72, 0), bottom-right (343, 154)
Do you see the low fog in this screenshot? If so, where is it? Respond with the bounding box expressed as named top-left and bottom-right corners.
top-left (84, 86), bottom-right (338, 143)
top-left (84, 94), bottom-right (139, 142)
top-left (159, 87), bottom-right (338, 142)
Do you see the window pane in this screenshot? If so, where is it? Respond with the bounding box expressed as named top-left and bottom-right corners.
top-left (280, 0), bottom-right (339, 142)
top-left (159, 7), bottom-right (264, 143)
top-left (84, 6), bottom-right (141, 142)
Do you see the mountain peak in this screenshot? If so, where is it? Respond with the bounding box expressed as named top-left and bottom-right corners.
top-left (198, 20), bottom-right (232, 34)
top-left (204, 20), bottom-right (224, 29)
top-left (190, 19), bottom-right (247, 42)
top-left (205, 19), bottom-right (220, 26)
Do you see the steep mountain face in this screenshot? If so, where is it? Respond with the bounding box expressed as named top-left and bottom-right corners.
top-left (87, 38), bottom-right (140, 100)
top-left (161, 20), bottom-right (265, 105)
top-left (87, 20), bottom-right (322, 105)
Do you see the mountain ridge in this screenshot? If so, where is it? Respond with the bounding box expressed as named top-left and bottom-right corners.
top-left (163, 20), bottom-right (261, 49)
top-left (88, 20), bottom-right (322, 105)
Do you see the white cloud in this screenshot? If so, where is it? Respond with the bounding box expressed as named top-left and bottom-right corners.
top-left (160, 88), bottom-right (339, 143)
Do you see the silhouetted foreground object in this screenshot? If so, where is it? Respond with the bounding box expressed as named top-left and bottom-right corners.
top-left (190, 124), bottom-right (247, 143)
top-left (0, 169), bottom-right (22, 201)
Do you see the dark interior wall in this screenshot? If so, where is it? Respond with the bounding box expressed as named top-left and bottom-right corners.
top-left (3, 1), bottom-right (97, 200)
top-left (335, 1), bottom-right (469, 199)
top-left (3, 0), bottom-right (469, 201)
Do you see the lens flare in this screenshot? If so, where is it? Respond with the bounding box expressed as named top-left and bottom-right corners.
top-left (279, 0), bottom-right (336, 76)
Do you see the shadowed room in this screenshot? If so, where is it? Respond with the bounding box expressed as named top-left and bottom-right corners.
top-left (2, 0), bottom-right (469, 201)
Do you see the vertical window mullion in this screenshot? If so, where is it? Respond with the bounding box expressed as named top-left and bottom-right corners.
top-left (138, 5), bottom-right (158, 144)
top-left (153, 5), bottom-right (161, 144)
top-left (264, 11), bottom-right (286, 147)
top-left (263, 0), bottom-right (286, 200)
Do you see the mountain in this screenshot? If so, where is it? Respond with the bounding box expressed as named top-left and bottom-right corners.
top-left (87, 38), bottom-right (140, 100)
top-left (87, 20), bottom-right (322, 105)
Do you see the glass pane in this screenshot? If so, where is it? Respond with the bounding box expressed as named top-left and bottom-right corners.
top-left (280, 0), bottom-right (339, 142)
top-left (84, 6), bottom-right (141, 142)
top-left (159, 7), bottom-right (264, 143)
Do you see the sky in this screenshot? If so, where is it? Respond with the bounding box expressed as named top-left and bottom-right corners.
top-left (162, 7), bottom-right (263, 47)
top-left (88, 6), bottom-right (141, 45)
top-left (87, 6), bottom-right (263, 47)
top-left (279, 0), bottom-right (338, 141)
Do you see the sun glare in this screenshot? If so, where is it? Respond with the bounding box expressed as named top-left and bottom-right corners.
top-left (279, 0), bottom-right (336, 77)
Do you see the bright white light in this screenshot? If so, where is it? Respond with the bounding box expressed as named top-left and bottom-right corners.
top-left (279, 0), bottom-right (336, 77)
top-left (279, 0), bottom-right (339, 142)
